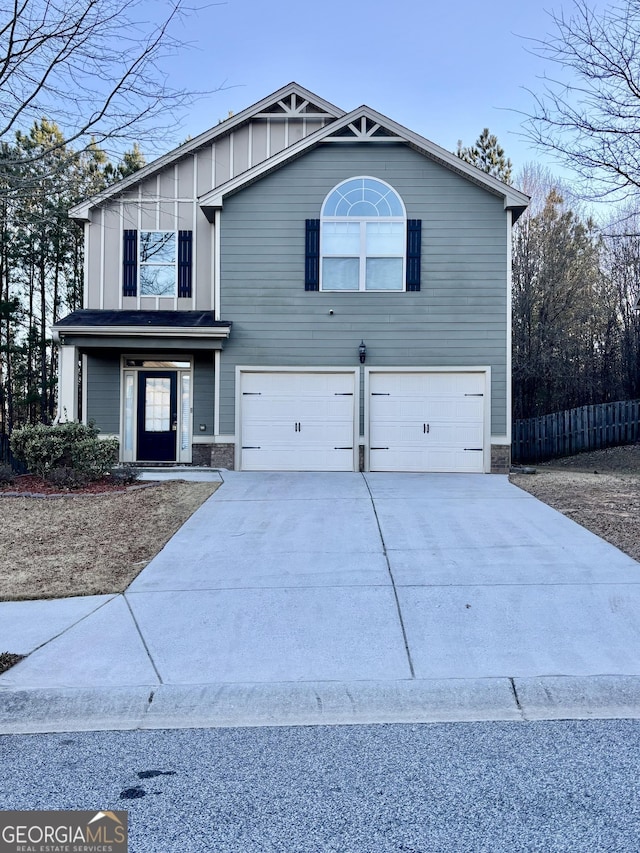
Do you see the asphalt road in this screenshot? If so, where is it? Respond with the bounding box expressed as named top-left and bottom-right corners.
top-left (1, 720), bottom-right (639, 852)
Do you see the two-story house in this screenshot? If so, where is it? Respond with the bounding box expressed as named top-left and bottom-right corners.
top-left (52, 82), bottom-right (529, 473)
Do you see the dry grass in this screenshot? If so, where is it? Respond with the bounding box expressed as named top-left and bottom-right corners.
top-left (510, 445), bottom-right (640, 563)
top-left (0, 480), bottom-right (219, 601)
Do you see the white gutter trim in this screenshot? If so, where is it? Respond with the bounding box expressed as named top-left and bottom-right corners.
top-left (52, 325), bottom-right (231, 342)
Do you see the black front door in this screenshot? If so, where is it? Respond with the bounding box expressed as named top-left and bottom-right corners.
top-left (137, 371), bottom-right (177, 462)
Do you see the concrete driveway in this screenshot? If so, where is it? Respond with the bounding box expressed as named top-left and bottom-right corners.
top-left (2, 472), bottom-right (640, 732)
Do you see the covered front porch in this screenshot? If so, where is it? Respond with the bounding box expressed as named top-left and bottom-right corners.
top-left (52, 311), bottom-right (231, 465)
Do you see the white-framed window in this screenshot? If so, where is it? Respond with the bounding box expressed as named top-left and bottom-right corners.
top-left (321, 177), bottom-right (406, 291)
top-left (139, 231), bottom-right (177, 296)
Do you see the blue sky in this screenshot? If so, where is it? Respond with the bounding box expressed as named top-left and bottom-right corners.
top-left (164, 0), bottom-right (572, 182)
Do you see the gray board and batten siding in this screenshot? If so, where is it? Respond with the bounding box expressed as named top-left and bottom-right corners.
top-left (217, 143), bottom-right (508, 437)
top-left (83, 115), bottom-right (332, 312)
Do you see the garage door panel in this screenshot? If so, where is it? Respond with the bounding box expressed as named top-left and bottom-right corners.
top-left (240, 372), bottom-right (356, 471)
top-left (369, 371), bottom-right (486, 473)
top-left (242, 447), bottom-right (353, 472)
top-left (370, 447), bottom-right (483, 473)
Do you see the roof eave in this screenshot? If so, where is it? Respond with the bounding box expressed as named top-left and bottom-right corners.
top-left (69, 82), bottom-right (346, 221)
top-left (199, 104), bottom-right (530, 216)
top-left (52, 325), bottom-right (232, 343)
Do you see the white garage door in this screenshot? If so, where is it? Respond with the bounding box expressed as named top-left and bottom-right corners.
top-left (369, 371), bottom-right (486, 473)
top-left (239, 371), bottom-right (356, 471)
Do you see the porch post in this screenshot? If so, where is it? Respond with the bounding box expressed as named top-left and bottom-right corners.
top-left (55, 344), bottom-right (79, 422)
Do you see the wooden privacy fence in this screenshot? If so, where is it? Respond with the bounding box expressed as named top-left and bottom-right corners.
top-left (512, 400), bottom-right (640, 464)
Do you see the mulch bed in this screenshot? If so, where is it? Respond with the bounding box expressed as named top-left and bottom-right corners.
top-left (0, 474), bottom-right (154, 497)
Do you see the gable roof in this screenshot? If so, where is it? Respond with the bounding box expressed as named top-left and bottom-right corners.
top-left (199, 104), bottom-right (530, 221)
top-left (70, 83), bottom-right (529, 222)
top-left (69, 82), bottom-right (345, 220)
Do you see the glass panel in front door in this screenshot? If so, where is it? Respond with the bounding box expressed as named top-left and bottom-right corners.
top-left (145, 377), bottom-right (171, 431)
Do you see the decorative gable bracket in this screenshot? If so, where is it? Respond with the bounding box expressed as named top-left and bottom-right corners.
top-left (255, 92), bottom-right (338, 121)
top-left (323, 116), bottom-right (405, 143)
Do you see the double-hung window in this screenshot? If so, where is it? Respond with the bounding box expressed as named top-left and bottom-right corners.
top-left (321, 177), bottom-right (406, 291)
top-left (140, 231), bottom-right (177, 296)
top-left (123, 230), bottom-right (192, 298)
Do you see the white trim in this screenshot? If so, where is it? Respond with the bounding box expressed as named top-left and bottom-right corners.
top-left (53, 325), bottom-right (230, 340)
top-left (213, 434), bottom-right (235, 444)
top-left (491, 435), bottom-right (510, 445)
top-left (136, 186), bottom-right (142, 310)
top-left (119, 355), bottom-right (194, 464)
top-left (214, 349), bottom-right (221, 435)
top-left (138, 229), bottom-right (179, 300)
top-left (99, 209), bottom-right (105, 310)
top-left (83, 222), bottom-right (90, 309)
top-left (235, 366), bottom-right (360, 472)
top-left (55, 345), bottom-right (80, 422)
top-left (118, 200), bottom-right (124, 309)
top-left (192, 155), bottom-right (198, 307)
top-left (214, 208), bottom-right (221, 317)
top-left (81, 353), bottom-right (88, 424)
top-left (69, 83), bottom-right (345, 220)
top-left (200, 105), bottom-right (530, 215)
top-left (506, 209), bottom-right (513, 448)
top-left (156, 175), bottom-right (161, 229)
top-left (364, 366), bottom-right (492, 473)
top-left (192, 434), bottom-right (219, 444)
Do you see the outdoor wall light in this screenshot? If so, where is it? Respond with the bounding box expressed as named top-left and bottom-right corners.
top-left (359, 341), bottom-right (366, 364)
top-left (199, 424), bottom-right (207, 432)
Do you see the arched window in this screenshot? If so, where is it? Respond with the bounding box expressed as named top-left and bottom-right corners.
top-left (320, 177), bottom-right (406, 291)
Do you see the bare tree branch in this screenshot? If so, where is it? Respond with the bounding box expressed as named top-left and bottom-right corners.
top-left (0, 0), bottom-right (224, 169)
top-left (520, 0), bottom-right (640, 201)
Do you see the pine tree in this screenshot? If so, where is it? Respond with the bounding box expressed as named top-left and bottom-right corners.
top-left (456, 129), bottom-right (513, 184)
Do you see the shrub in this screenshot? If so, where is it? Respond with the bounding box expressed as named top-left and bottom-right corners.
top-left (10, 422), bottom-right (119, 481)
top-left (0, 464), bottom-right (15, 485)
top-left (45, 466), bottom-right (90, 489)
top-left (109, 465), bottom-right (141, 485)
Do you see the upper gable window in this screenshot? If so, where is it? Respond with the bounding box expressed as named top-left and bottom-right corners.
top-left (321, 177), bottom-right (406, 291)
top-left (140, 231), bottom-right (178, 296)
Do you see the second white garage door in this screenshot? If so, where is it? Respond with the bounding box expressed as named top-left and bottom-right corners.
top-left (368, 371), bottom-right (487, 473)
top-left (239, 371), bottom-right (357, 471)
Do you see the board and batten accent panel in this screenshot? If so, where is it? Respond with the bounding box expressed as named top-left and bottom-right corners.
top-left (85, 354), bottom-right (121, 434)
top-left (86, 193), bottom-right (213, 312)
top-left (217, 143), bottom-right (509, 437)
top-left (82, 116), bottom-right (336, 312)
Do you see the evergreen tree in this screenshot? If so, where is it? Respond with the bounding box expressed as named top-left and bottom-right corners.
top-left (456, 129), bottom-right (513, 184)
top-left (0, 121), bottom-right (138, 429)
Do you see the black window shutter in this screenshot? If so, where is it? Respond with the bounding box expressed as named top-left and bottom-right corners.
top-left (178, 230), bottom-right (193, 298)
top-left (123, 230), bottom-right (137, 297)
top-left (305, 219), bottom-right (320, 291)
top-left (406, 219), bottom-right (422, 291)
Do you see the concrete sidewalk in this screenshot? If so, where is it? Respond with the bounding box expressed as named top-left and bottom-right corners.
top-left (2, 472), bottom-right (640, 733)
